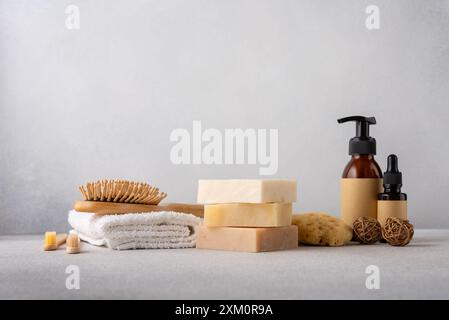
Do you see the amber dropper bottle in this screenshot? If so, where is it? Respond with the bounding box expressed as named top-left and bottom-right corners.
top-left (377, 154), bottom-right (407, 228)
top-left (338, 116), bottom-right (383, 227)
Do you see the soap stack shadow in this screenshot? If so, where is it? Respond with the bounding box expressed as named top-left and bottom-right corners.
top-left (195, 180), bottom-right (298, 253)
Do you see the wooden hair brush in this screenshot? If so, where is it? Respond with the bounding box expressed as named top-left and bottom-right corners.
top-left (74, 179), bottom-right (203, 217)
top-left (78, 180), bottom-right (167, 205)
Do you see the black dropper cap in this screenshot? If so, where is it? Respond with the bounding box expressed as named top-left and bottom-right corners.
top-left (383, 154), bottom-right (402, 187)
top-left (380, 154), bottom-right (406, 199)
top-left (337, 116), bottom-right (377, 155)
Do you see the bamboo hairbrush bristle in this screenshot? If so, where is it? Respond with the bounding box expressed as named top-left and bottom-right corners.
top-left (43, 232), bottom-right (67, 251)
top-left (66, 234), bottom-right (81, 254)
top-left (43, 231), bottom-right (57, 251)
top-left (78, 180), bottom-right (167, 205)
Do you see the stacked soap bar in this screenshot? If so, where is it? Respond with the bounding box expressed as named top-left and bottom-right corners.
top-left (196, 179), bottom-right (298, 253)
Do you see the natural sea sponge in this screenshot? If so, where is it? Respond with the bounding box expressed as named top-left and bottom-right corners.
top-left (292, 212), bottom-right (353, 246)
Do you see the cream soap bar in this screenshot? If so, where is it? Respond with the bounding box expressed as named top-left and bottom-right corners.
top-left (197, 179), bottom-right (297, 204)
top-left (196, 225), bottom-right (298, 253)
top-left (204, 203), bottom-right (292, 227)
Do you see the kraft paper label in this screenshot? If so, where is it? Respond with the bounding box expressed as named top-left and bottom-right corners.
top-left (377, 200), bottom-right (407, 227)
top-left (340, 178), bottom-right (382, 227)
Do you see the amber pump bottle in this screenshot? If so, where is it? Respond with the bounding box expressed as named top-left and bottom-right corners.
top-left (377, 154), bottom-right (407, 227)
top-left (338, 116), bottom-right (383, 227)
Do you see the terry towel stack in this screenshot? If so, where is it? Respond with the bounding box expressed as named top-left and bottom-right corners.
top-left (68, 210), bottom-right (202, 250)
top-left (196, 179), bottom-right (299, 252)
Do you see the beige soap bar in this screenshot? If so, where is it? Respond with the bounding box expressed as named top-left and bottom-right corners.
top-left (196, 225), bottom-right (298, 252)
top-left (204, 203), bottom-right (292, 227)
top-left (197, 179), bottom-right (297, 204)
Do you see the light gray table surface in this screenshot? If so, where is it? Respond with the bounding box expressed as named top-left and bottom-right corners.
top-left (1, 230), bottom-right (448, 300)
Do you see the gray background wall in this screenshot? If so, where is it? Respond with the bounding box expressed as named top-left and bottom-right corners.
top-left (1, 0), bottom-right (448, 234)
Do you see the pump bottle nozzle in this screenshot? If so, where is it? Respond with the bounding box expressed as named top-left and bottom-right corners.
top-left (337, 116), bottom-right (377, 155)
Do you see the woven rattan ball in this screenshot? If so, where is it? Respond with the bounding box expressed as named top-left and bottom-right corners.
top-left (353, 217), bottom-right (382, 244)
top-left (382, 217), bottom-right (414, 246)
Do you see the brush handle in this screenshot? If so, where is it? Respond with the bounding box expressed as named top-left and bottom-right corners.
top-left (74, 201), bottom-right (204, 217)
top-left (57, 233), bottom-right (67, 247)
top-left (43, 233), bottom-right (67, 251)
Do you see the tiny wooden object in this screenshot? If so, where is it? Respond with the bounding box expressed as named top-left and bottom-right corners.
top-left (79, 180), bottom-right (167, 205)
top-left (66, 234), bottom-right (81, 254)
top-left (382, 217), bottom-right (414, 246)
top-left (74, 201), bottom-right (204, 217)
top-left (353, 216), bottom-right (382, 244)
top-left (43, 232), bottom-right (67, 251)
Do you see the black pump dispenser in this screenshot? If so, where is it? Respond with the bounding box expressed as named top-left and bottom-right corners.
top-left (337, 116), bottom-right (377, 155)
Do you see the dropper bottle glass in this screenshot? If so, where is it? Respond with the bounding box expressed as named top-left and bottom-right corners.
top-left (377, 154), bottom-right (407, 227)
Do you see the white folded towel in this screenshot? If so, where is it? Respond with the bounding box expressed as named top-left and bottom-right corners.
top-left (68, 210), bottom-right (202, 250)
